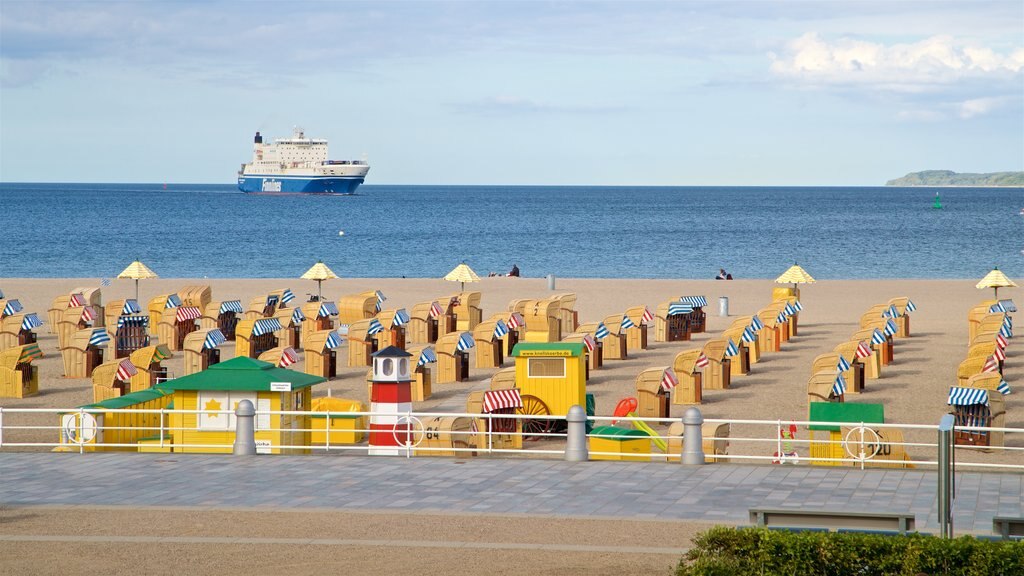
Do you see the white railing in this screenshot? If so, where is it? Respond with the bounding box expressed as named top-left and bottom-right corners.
top-left (0, 406), bottom-right (1021, 472)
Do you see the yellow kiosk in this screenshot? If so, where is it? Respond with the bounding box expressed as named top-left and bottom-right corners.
top-left (511, 342), bottom-right (587, 435)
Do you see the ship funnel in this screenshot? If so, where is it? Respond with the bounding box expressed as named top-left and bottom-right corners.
top-left (254, 131), bottom-right (263, 144)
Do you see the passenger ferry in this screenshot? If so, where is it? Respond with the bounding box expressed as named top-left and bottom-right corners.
top-left (237, 128), bottom-right (369, 194)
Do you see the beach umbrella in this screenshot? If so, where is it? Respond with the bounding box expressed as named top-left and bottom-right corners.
top-left (444, 262), bottom-right (480, 292)
top-left (775, 263), bottom-right (816, 292)
top-left (117, 260), bottom-right (158, 301)
top-left (300, 260), bottom-right (338, 301)
top-left (976, 267), bottom-right (1017, 299)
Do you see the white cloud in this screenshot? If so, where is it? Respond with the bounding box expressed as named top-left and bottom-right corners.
top-left (769, 33), bottom-right (1023, 92)
top-left (958, 96), bottom-right (1010, 118)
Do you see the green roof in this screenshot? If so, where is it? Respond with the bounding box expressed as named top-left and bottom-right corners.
top-left (809, 402), bottom-right (885, 431)
top-left (589, 425), bottom-right (650, 439)
top-left (162, 356), bottom-right (327, 392)
top-left (511, 342), bottom-right (585, 357)
top-left (80, 387), bottom-right (173, 410)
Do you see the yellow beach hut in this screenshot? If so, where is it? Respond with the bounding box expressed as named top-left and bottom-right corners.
top-left (147, 293), bottom-right (183, 336)
top-left (511, 342), bottom-right (587, 434)
top-left (61, 326), bottom-right (111, 378)
top-left (435, 332), bottom-right (475, 383)
top-left (0, 343), bottom-right (42, 398)
top-left (409, 300), bottom-right (444, 344)
top-left (128, 344), bottom-right (172, 391)
top-left (157, 304), bottom-right (203, 351)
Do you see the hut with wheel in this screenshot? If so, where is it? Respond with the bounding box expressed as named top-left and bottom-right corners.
top-left (622, 306), bottom-right (653, 351)
top-left (92, 358), bottom-right (140, 402)
top-left (259, 346), bottom-right (300, 369)
top-left (562, 332), bottom-right (600, 375)
top-left (57, 305), bottom-right (101, 350)
top-left (245, 289), bottom-right (296, 319)
top-left (157, 304), bottom-right (202, 351)
top-left (679, 296), bottom-right (708, 333)
top-left (0, 312), bottom-right (43, 349)
top-left (374, 308), bottom-right (410, 350)
top-left (300, 300), bottom-right (338, 344)
top-left (812, 352), bottom-right (862, 394)
top-left (182, 329), bottom-right (227, 375)
top-left (700, 339), bottom-right (731, 390)
top-left (304, 330), bottom-right (343, 379)
top-left (346, 318), bottom-right (383, 367)
top-left (128, 344), bottom-right (172, 391)
top-left (466, 387), bottom-right (523, 451)
top-left (511, 342), bottom-right (587, 435)
top-left (635, 366), bottom-right (675, 418)
top-left (510, 299), bottom-right (560, 343)
top-left (235, 318), bottom-right (282, 359)
top-left (671, 349), bottom-right (703, 405)
top-left (61, 327), bottom-right (111, 378)
top-left (405, 344), bottom-right (436, 401)
top-left (0, 343), bottom-right (42, 398)
top-left (337, 290), bottom-right (379, 325)
top-left (147, 293), bottom-right (183, 335)
top-left (409, 300), bottom-right (444, 344)
top-left (272, 306), bottom-right (305, 349)
top-left (472, 317), bottom-right (509, 369)
top-left (450, 291), bottom-right (482, 332)
top-left (578, 320), bottom-right (625, 360)
top-left (177, 285), bottom-right (211, 310)
top-left (435, 332), bottom-right (475, 383)
top-left (948, 373), bottom-right (1010, 449)
top-left (200, 300), bottom-right (244, 341)
top-left (655, 300), bottom-right (693, 342)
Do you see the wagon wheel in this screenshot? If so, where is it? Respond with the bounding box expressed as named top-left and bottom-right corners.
top-left (516, 395), bottom-right (554, 439)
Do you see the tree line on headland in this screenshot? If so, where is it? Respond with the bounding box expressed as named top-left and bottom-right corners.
top-left (886, 170), bottom-right (1024, 186)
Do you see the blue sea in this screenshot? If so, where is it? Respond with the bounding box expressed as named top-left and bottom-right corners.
top-left (0, 183), bottom-right (1021, 279)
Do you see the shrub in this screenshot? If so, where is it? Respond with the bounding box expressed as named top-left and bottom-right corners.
top-left (676, 527), bottom-right (1024, 576)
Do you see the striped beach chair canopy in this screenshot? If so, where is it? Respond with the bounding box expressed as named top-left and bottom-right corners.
top-left (68, 293), bottom-right (86, 307)
top-left (280, 289), bottom-right (295, 304)
top-left (175, 306), bottom-right (203, 323)
top-left (429, 301), bottom-right (444, 318)
top-left (581, 334), bottom-right (597, 352)
top-left (680, 296), bottom-right (708, 308)
top-left (660, 369), bottom-right (678, 391)
top-left (391, 308), bottom-right (410, 327)
top-left (594, 322), bottom-right (610, 340)
top-left (121, 299), bottom-right (142, 315)
top-left (203, 329), bottom-right (227, 350)
top-left (751, 316), bottom-right (764, 331)
top-left (366, 318), bottom-right (384, 335)
top-left (291, 308), bottom-right (306, 325)
top-left (252, 318), bottom-right (283, 336)
top-left (492, 319), bottom-right (509, 339)
top-left (319, 301), bottom-right (340, 318)
top-left (324, 331), bottom-right (343, 350)
top-left (620, 314), bottom-right (636, 330)
top-left (947, 387), bottom-right (989, 406)
top-left (279, 347), bottom-right (298, 367)
top-left (374, 290), bottom-right (386, 312)
top-left (14, 343), bottom-right (43, 364)
top-left (482, 388), bottom-right (523, 413)
top-left (507, 312), bottom-right (525, 329)
top-left (724, 338), bottom-right (740, 357)
top-left (117, 315), bottom-right (149, 329)
top-left (831, 374), bottom-right (847, 396)
top-left (837, 355), bottom-right (851, 372)
top-left (456, 333), bottom-right (476, 351)
top-left (20, 313), bottom-right (44, 331)
top-left (220, 300), bottom-right (244, 314)
top-left (88, 328), bottom-right (111, 347)
top-left (79, 306), bottom-right (97, 324)
top-left (991, 299), bottom-right (1017, 313)
top-left (741, 326), bottom-right (757, 343)
top-left (165, 294), bottom-right (182, 308)
top-left (668, 302), bottom-right (694, 316)
top-left (2, 299), bottom-right (23, 317)
top-left (417, 346), bottom-right (437, 366)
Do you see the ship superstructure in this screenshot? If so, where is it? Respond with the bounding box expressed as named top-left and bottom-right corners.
top-left (237, 128), bottom-right (369, 194)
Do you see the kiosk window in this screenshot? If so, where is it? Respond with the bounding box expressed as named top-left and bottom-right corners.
top-left (528, 357), bottom-right (565, 378)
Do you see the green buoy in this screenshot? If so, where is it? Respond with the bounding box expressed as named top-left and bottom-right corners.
top-left (933, 192), bottom-right (943, 209)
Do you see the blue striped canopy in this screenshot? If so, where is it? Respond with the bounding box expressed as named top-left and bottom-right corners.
top-left (252, 318), bottom-right (283, 336)
top-left (883, 319), bottom-right (898, 336)
top-left (325, 331), bottom-right (343, 349)
top-left (21, 313), bottom-right (43, 331)
top-left (905, 300), bottom-right (917, 313)
top-left (751, 316), bottom-right (764, 331)
top-left (831, 374), bottom-right (847, 396)
top-left (783, 303), bottom-right (796, 316)
top-left (281, 289), bottom-right (295, 304)
top-left (318, 302), bottom-right (340, 317)
top-left (122, 299), bottom-right (141, 314)
top-left (989, 303), bottom-right (1006, 313)
top-left (88, 328), bottom-right (111, 347)
top-left (775, 312), bottom-right (786, 324)
top-left (998, 299), bottom-right (1017, 313)
top-left (725, 338), bottom-right (739, 356)
top-left (668, 302), bottom-right (694, 315)
top-left (203, 329), bottom-right (227, 350)
top-left (741, 326), bottom-right (757, 343)
top-left (291, 308), bottom-right (306, 324)
top-left (836, 355), bottom-right (851, 372)
top-left (374, 290), bottom-right (386, 312)
top-left (594, 322), bottom-right (609, 339)
top-left (220, 300), bottom-right (244, 314)
top-left (997, 380), bottom-right (1012, 395)
top-left (165, 294), bottom-right (182, 308)
top-left (493, 319), bottom-right (509, 339)
top-left (366, 318), bottom-right (384, 335)
top-left (418, 347), bottom-right (438, 366)
top-left (1004, 316), bottom-right (1013, 330)
top-left (620, 315), bottom-right (636, 330)
top-left (1000, 324), bottom-right (1013, 339)
top-left (116, 315), bottom-right (149, 329)
top-left (680, 296), bottom-right (708, 308)
top-left (392, 308), bottom-right (410, 327)
top-left (948, 387), bottom-right (989, 406)
top-left (871, 329), bottom-right (886, 345)
top-left (793, 300), bottom-right (803, 312)
top-left (456, 333), bottom-right (476, 351)
top-left (3, 299), bottom-right (23, 316)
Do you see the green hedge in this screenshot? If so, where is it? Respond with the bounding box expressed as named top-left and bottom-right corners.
top-left (676, 527), bottom-right (1024, 576)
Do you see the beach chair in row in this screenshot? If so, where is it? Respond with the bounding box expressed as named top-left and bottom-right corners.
top-left (0, 311), bottom-right (43, 349)
top-left (0, 344), bottom-right (41, 398)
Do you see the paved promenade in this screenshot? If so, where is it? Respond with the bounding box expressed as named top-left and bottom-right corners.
top-left (2, 453), bottom-right (1021, 534)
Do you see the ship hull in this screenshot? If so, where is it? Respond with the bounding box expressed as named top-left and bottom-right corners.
top-left (237, 175), bottom-right (364, 195)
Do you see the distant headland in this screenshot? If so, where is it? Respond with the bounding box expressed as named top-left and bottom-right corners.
top-left (886, 170), bottom-right (1024, 186)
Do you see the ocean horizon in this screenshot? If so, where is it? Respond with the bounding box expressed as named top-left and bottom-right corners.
top-left (1, 182), bottom-right (1021, 279)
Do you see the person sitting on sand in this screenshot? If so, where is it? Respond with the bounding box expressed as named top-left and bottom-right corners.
top-left (716, 268), bottom-right (728, 280)
top-left (508, 264), bottom-right (520, 277)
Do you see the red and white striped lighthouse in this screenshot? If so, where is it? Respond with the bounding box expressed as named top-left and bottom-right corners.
top-left (368, 346), bottom-right (413, 456)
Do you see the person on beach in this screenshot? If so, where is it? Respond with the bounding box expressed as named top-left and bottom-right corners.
top-left (508, 264), bottom-right (520, 277)
top-left (716, 268), bottom-right (728, 280)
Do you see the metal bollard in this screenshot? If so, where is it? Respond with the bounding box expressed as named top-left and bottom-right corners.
top-left (718, 296), bottom-right (729, 317)
top-left (233, 399), bottom-right (257, 456)
top-left (547, 274), bottom-right (556, 290)
top-left (564, 405), bottom-right (588, 461)
top-left (682, 407), bottom-right (705, 465)
top-left (937, 414), bottom-right (954, 538)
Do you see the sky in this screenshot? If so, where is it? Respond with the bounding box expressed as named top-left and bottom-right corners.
top-left (1, 0), bottom-right (1022, 186)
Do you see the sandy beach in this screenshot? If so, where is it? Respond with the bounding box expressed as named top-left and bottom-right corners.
top-left (1, 276), bottom-right (1019, 465)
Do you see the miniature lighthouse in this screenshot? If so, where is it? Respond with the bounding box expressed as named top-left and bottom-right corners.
top-left (368, 346), bottom-right (413, 456)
